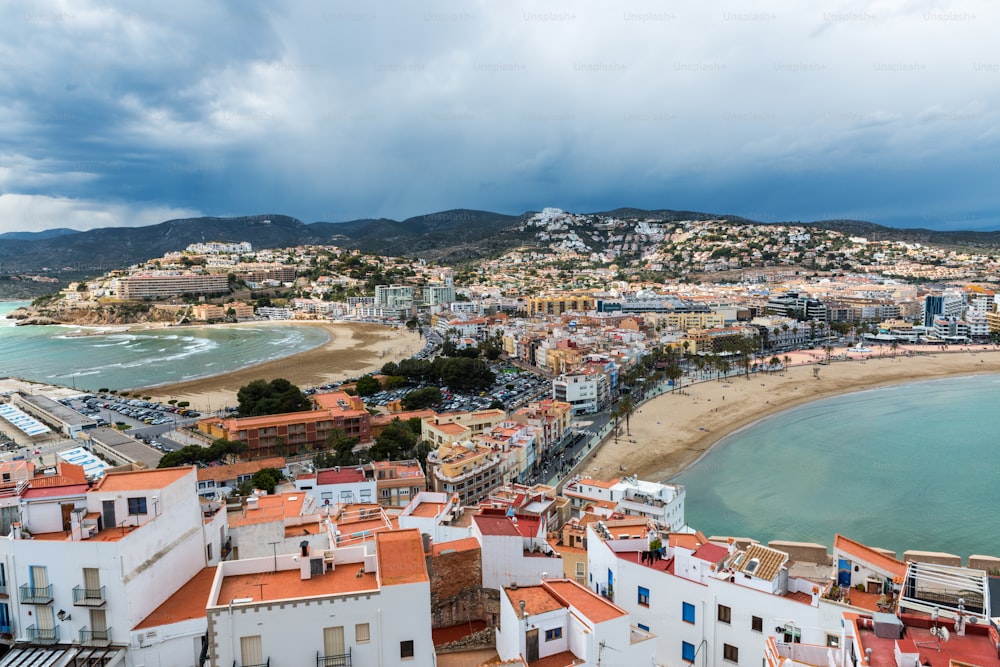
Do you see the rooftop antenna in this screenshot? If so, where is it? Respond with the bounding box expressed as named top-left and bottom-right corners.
top-left (916, 607), bottom-right (948, 651)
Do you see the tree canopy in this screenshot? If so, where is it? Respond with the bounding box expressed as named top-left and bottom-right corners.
top-left (236, 378), bottom-right (312, 417)
top-left (157, 438), bottom-right (247, 468)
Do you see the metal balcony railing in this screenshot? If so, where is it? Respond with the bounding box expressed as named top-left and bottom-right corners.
top-left (26, 624), bottom-right (59, 644)
top-left (79, 626), bottom-right (112, 646)
top-left (317, 648), bottom-right (352, 667)
top-left (19, 584), bottom-right (53, 604)
top-left (233, 659), bottom-right (269, 667)
top-left (73, 585), bottom-right (107, 606)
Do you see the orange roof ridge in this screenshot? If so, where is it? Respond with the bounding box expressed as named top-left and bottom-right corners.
top-left (834, 534), bottom-right (906, 579)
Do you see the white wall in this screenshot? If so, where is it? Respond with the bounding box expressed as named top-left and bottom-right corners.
top-left (129, 617), bottom-right (207, 667)
top-left (208, 579), bottom-right (433, 667)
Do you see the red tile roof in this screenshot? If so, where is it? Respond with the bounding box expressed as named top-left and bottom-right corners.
top-left (21, 483), bottom-right (89, 499)
top-left (474, 514), bottom-right (520, 537)
top-left (544, 579), bottom-right (627, 624)
top-left (692, 543), bottom-right (729, 564)
top-left (92, 466), bottom-right (192, 492)
top-left (316, 467), bottom-right (365, 484)
top-left (432, 537), bottom-right (480, 557)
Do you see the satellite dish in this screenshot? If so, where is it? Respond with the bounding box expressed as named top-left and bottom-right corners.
top-left (931, 626), bottom-right (950, 642)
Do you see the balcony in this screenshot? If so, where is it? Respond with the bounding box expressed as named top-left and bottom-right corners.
top-left (26, 624), bottom-right (59, 644)
top-left (79, 626), bottom-right (112, 647)
top-left (73, 585), bottom-right (107, 606)
top-left (317, 649), bottom-right (351, 667)
top-left (0, 583), bottom-right (7, 597)
top-left (19, 583), bottom-right (53, 604)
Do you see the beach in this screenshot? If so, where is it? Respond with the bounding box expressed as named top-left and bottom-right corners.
top-left (582, 345), bottom-right (1000, 484)
top-left (139, 321), bottom-right (423, 412)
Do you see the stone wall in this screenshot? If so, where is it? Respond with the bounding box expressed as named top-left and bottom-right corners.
top-left (425, 545), bottom-right (500, 628)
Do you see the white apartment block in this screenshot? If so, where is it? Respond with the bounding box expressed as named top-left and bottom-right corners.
top-left (552, 373), bottom-right (602, 415)
top-left (0, 466), bottom-right (225, 665)
top-left (374, 284), bottom-right (414, 309)
top-left (563, 476), bottom-right (687, 532)
top-left (586, 522), bottom-right (841, 666)
top-left (471, 508), bottom-right (562, 591)
top-left (205, 529), bottom-right (434, 667)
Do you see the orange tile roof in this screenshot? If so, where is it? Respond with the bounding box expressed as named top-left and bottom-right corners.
top-left (376, 529), bottom-right (429, 586)
top-left (433, 422), bottom-right (470, 435)
top-left (135, 567), bottom-right (216, 629)
top-left (409, 502), bottom-right (446, 518)
top-left (312, 391), bottom-right (360, 410)
top-left (834, 534), bottom-right (907, 580)
top-left (431, 536), bottom-right (480, 556)
top-left (228, 493), bottom-right (306, 527)
top-left (197, 458), bottom-right (286, 483)
top-left (91, 466), bottom-right (193, 493)
top-left (217, 565), bottom-right (378, 604)
top-left (545, 579), bottom-right (626, 624)
top-left (578, 478), bottom-right (619, 489)
top-left (669, 533), bottom-right (705, 550)
top-left (505, 586), bottom-right (564, 617)
top-left (737, 543), bottom-right (788, 581)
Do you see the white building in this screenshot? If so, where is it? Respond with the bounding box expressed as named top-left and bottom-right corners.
top-left (0, 466), bottom-right (225, 664)
top-left (563, 476), bottom-right (687, 532)
top-left (205, 528), bottom-right (434, 667)
top-left (496, 578), bottom-right (656, 666)
top-left (471, 508), bottom-right (562, 591)
top-left (586, 522), bottom-right (840, 666)
top-left (294, 466), bottom-right (376, 508)
top-left (552, 373), bottom-right (602, 415)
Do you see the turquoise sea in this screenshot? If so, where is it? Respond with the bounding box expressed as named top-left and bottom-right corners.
top-left (0, 301), bottom-right (330, 391)
top-left (672, 374), bottom-right (1000, 558)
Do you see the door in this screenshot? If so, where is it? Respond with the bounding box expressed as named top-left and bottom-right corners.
top-left (83, 568), bottom-right (101, 597)
top-left (240, 635), bottom-right (263, 667)
top-left (837, 559), bottom-right (852, 588)
top-left (90, 609), bottom-right (108, 641)
top-left (323, 626), bottom-right (345, 658)
top-left (29, 565), bottom-right (48, 598)
top-left (525, 628), bottom-right (539, 663)
top-left (36, 606), bottom-right (55, 641)
top-left (102, 500), bottom-right (116, 531)
top-left (61, 504), bottom-right (74, 531)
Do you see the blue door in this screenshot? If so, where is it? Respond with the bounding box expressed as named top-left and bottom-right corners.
top-left (837, 559), bottom-right (851, 588)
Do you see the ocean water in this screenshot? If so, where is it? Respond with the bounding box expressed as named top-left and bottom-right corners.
top-left (0, 301), bottom-right (330, 391)
top-left (671, 374), bottom-right (1000, 558)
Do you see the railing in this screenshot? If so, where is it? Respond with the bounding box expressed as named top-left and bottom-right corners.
top-left (0, 583), bottom-right (7, 596)
top-left (79, 626), bottom-right (112, 646)
top-left (0, 622), bottom-right (13, 637)
top-left (26, 624), bottom-right (59, 644)
top-left (73, 585), bottom-right (107, 606)
top-left (233, 659), bottom-right (270, 667)
top-left (317, 648), bottom-right (352, 667)
top-left (19, 584), bottom-right (53, 604)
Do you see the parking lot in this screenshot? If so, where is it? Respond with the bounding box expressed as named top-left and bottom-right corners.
top-left (61, 394), bottom-right (203, 451)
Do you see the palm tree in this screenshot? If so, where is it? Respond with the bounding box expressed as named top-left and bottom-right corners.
top-left (769, 355), bottom-right (781, 372)
top-left (890, 339), bottom-right (899, 358)
top-left (619, 394), bottom-right (636, 436)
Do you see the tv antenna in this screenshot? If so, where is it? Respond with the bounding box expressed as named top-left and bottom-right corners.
top-left (597, 640), bottom-right (620, 665)
top-left (915, 608), bottom-right (949, 651)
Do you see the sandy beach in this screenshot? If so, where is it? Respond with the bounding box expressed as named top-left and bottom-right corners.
top-left (582, 344), bottom-right (1000, 484)
top-left (139, 321), bottom-right (423, 412)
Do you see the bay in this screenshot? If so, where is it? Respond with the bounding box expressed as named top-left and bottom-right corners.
top-left (671, 374), bottom-right (1000, 558)
top-left (0, 301), bottom-right (330, 391)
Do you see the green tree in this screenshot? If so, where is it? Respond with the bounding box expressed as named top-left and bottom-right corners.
top-left (236, 378), bottom-right (312, 417)
top-left (401, 387), bottom-right (442, 410)
top-left (355, 375), bottom-right (382, 397)
top-left (249, 468), bottom-right (283, 494)
top-left (368, 419), bottom-right (419, 461)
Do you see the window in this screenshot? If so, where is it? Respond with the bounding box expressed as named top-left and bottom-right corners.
top-left (575, 562), bottom-right (585, 578)
top-left (826, 634), bottom-right (840, 648)
top-left (207, 544), bottom-right (213, 561)
top-left (127, 497), bottom-right (148, 515)
top-left (682, 601), bottom-right (695, 624)
top-left (544, 627), bottom-right (562, 641)
top-left (355, 623), bottom-right (370, 643)
top-left (381, 488), bottom-right (391, 498)
top-left (638, 623), bottom-right (650, 632)
top-left (400, 640), bottom-right (414, 659)
top-left (638, 586), bottom-right (650, 607)
top-left (723, 643), bottom-right (739, 662)
top-left (717, 604), bottom-right (731, 624)
top-left (751, 615), bottom-right (763, 632)
top-left (682, 641), bottom-right (696, 662)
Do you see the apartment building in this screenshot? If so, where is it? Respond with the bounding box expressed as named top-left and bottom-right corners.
top-left (204, 529), bottom-right (434, 667)
top-left (563, 476), bottom-right (686, 532)
top-left (0, 466), bottom-right (224, 663)
top-left (365, 459), bottom-right (426, 507)
top-left (374, 284), bottom-right (414, 309)
top-left (552, 372), bottom-right (605, 415)
top-left (118, 273), bottom-right (229, 299)
top-left (421, 409), bottom-right (507, 448)
top-left (586, 521), bottom-right (839, 666)
top-left (508, 400), bottom-right (572, 454)
top-left (198, 392), bottom-right (371, 457)
top-left (226, 492), bottom-right (327, 560)
top-left (471, 508), bottom-right (561, 591)
top-left (528, 293), bottom-right (597, 317)
top-left (294, 465), bottom-right (375, 507)
top-left (426, 440), bottom-right (509, 506)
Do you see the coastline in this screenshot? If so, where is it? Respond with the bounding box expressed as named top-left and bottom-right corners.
top-left (581, 345), bottom-right (1000, 484)
top-left (138, 321), bottom-right (423, 412)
